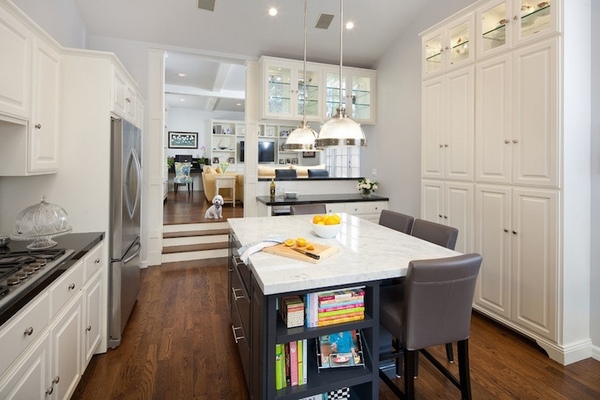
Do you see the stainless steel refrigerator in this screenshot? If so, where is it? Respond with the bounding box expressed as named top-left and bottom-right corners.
top-left (109, 117), bottom-right (142, 348)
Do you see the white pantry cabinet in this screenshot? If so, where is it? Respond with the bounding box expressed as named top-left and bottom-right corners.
top-left (0, 1), bottom-right (60, 176)
top-left (474, 185), bottom-right (558, 341)
top-left (476, 0), bottom-right (558, 59)
top-left (111, 65), bottom-right (140, 125)
top-left (422, 0), bottom-right (590, 365)
top-left (421, 65), bottom-right (474, 182)
top-left (421, 180), bottom-right (473, 254)
top-left (475, 39), bottom-right (558, 187)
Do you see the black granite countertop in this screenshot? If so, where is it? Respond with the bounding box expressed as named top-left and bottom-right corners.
top-left (0, 232), bottom-right (105, 326)
top-left (256, 193), bottom-right (389, 206)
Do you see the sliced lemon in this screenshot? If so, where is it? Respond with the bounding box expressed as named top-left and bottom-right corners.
top-left (284, 239), bottom-right (295, 247)
top-left (296, 237), bottom-right (308, 247)
top-left (306, 243), bottom-right (315, 250)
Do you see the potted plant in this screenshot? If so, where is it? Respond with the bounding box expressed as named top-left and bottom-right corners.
top-left (357, 178), bottom-right (378, 198)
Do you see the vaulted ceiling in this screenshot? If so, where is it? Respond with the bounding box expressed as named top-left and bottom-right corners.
top-left (73, 0), bottom-right (434, 112)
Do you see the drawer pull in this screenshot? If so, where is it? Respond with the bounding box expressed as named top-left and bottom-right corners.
top-left (231, 325), bottom-right (245, 343)
top-left (24, 327), bottom-right (34, 336)
top-left (68, 283), bottom-right (76, 290)
top-left (231, 287), bottom-right (245, 300)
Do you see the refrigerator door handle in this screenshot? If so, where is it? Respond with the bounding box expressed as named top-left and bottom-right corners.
top-left (123, 241), bottom-right (141, 265)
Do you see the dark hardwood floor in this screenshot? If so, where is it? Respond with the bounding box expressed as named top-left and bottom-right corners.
top-left (71, 192), bottom-right (600, 399)
top-left (163, 190), bottom-right (244, 225)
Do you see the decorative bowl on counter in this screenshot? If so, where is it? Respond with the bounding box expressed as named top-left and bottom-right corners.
top-left (312, 222), bottom-right (342, 239)
top-left (284, 192), bottom-right (298, 199)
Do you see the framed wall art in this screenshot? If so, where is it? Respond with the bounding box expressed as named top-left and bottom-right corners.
top-left (168, 131), bottom-right (198, 149)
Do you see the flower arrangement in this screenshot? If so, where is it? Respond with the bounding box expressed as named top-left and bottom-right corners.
top-left (219, 161), bottom-right (230, 174)
top-left (357, 178), bottom-right (378, 197)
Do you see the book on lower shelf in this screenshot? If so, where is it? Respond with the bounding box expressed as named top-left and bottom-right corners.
top-left (316, 330), bottom-right (365, 370)
top-left (305, 287), bottom-right (365, 328)
top-left (275, 339), bottom-right (308, 390)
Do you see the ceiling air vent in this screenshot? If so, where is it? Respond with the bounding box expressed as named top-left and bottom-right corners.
top-left (198, 0), bottom-right (216, 11)
top-left (315, 13), bottom-right (334, 30)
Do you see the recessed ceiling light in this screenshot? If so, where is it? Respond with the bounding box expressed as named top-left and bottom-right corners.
top-left (178, 73), bottom-right (187, 77)
top-left (236, 103), bottom-right (242, 107)
top-left (179, 98), bottom-right (186, 102)
top-left (345, 21), bottom-right (354, 30)
top-left (268, 7), bottom-right (277, 16)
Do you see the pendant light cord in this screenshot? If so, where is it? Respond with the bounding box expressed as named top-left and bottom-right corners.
top-left (302, 0), bottom-right (308, 122)
top-left (339, 0), bottom-right (343, 111)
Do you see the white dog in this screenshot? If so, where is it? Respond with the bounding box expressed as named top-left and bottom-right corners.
top-left (205, 194), bottom-right (224, 219)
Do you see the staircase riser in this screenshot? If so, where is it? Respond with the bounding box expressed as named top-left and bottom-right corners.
top-left (163, 235), bottom-right (229, 246)
top-left (161, 248), bottom-right (228, 263)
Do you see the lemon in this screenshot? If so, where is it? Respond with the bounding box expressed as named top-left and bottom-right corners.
top-left (284, 239), bottom-right (295, 247)
top-left (296, 237), bottom-right (308, 247)
top-left (331, 214), bottom-right (341, 224)
top-left (312, 215), bottom-right (324, 224)
top-left (324, 216), bottom-right (337, 225)
top-left (306, 243), bottom-right (315, 250)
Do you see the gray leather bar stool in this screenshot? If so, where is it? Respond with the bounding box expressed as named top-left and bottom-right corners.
top-left (378, 210), bottom-right (414, 234)
top-left (290, 203), bottom-right (326, 215)
top-left (379, 253), bottom-right (482, 400)
top-left (411, 218), bottom-right (459, 362)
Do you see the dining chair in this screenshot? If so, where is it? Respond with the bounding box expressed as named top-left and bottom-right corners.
top-left (290, 203), bottom-right (327, 215)
top-left (290, 203), bottom-right (326, 215)
top-left (379, 253), bottom-right (482, 400)
top-left (411, 218), bottom-right (459, 362)
top-left (173, 162), bottom-right (193, 193)
top-left (307, 169), bottom-right (329, 178)
top-left (379, 210), bottom-right (414, 234)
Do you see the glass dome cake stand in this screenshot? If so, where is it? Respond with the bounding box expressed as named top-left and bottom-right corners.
top-left (11, 196), bottom-right (72, 250)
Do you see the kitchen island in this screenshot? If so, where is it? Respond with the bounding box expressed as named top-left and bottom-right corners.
top-left (227, 214), bottom-right (459, 399)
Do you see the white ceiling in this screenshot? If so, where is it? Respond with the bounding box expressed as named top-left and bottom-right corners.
top-left (73, 0), bottom-right (432, 112)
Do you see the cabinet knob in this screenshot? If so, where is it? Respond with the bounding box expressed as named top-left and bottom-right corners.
top-left (439, 144), bottom-right (444, 148)
top-left (444, 215), bottom-right (448, 219)
top-left (24, 326), bottom-right (34, 336)
top-left (125, 97), bottom-right (131, 103)
top-left (513, 15), bottom-right (518, 21)
top-left (86, 325), bottom-right (92, 332)
top-left (46, 386), bottom-right (54, 395)
top-left (35, 123), bottom-right (41, 129)
top-left (94, 258), bottom-right (100, 264)
top-left (504, 229), bottom-right (509, 233)
top-left (512, 230), bottom-right (517, 235)
top-left (68, 283), bottom-right (76, 290)
top-left (438, 214), bottom-right (443, 218)
top-left (512, 139), bottom-right (518, 144)
top-left (53, 376), bottom-right (60, 384)
top-left (504, 140), bottom-right (510, 144)
top-left (444, 144), bottom-right (449, 147)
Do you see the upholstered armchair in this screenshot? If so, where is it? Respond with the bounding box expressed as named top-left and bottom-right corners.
top-left (174, 162), bottom-right (193, 193)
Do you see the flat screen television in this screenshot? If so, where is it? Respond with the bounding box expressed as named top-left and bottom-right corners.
top-left (239, 140), bottom-right (275, 163)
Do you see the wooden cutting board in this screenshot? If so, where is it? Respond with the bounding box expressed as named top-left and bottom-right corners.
top-left (262, 242), bottom-right (339, 263)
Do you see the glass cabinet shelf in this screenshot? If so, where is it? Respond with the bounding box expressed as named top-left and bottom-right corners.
top-left (482, 4), bottom-right (550, 42)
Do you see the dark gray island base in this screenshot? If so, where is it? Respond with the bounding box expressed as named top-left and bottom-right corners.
top-left (256, 194), bottom-right (389, 220)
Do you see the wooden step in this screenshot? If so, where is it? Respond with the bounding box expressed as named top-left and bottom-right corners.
top-left (163, 228), bottom-right (229, 239)
top-left (161, 222), bottom-right (230, 263)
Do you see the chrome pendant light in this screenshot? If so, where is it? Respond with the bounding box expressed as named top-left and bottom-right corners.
top-left (315, 0), bottom-right (366, 149)
top-left (283, 0), bottom-right (318, 151)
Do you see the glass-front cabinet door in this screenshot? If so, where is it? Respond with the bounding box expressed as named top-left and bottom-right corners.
top-left (260, 57), bottom-right (322, 121)
top-left (324, 67), bottom-right (376, 125)
top-left (422, 13), bottom-right (473, 78)
top-left (477, 0), bottom-right (557, 59)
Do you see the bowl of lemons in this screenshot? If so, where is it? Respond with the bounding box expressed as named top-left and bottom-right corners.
top-left (311, 214), bottom-right (342, 238)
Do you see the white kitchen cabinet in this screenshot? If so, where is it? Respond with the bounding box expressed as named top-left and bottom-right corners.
top-left (323, 66), bottom-right (376, 125)
top-left (422, 13), bottom-right (474, 78)
top-left (0, 331), bottom-right (51, 400)
top-left (476, 0), bottom-right (558, 59)
top-left (111, 65), bottom-right (139, 123)
top-left (474, 185), bottom-right (557, 340)
top-left (0, 0), bottom-right (60, 176)
top-left (422, 65), bottom-right (474, 182)
top-left (259, 57), bottom-right (322, 122)
top-left (325, 201), bottom-right (388, 222)
top-left (0, 3), bottom-right (31, 120)
top-left (475, 39), bottom-right (557, 187)
top-left (50, 293), bottom-right (83, 400)
top-left (421, 180), bottom-right (473, 254)
top-left (82, 271), bottom-right (102, 368)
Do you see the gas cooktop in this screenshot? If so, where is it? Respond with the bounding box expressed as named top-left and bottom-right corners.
top-left (0, 248), bottom-right (75, 315)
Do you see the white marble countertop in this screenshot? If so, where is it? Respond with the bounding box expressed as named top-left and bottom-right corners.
top-left (228, 214), bottom-right (460, 295)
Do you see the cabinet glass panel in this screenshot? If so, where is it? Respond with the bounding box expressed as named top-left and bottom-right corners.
top-left (297, 69), bottom-right (319, 118)
top-left (267, 65), bottom-right (291, 115)
top-left (325, 73), bottom-right (342, 118)
top-left (481, 3), bottom-right (507, 53)
top-left (424, 33), bottom-right (443, 74)
top-left (449, 21), bottom-right (470, 66)
top-left (351, 75), bottom-right (371, 120)
top-left (519, 0), bottom-right (551, 39)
